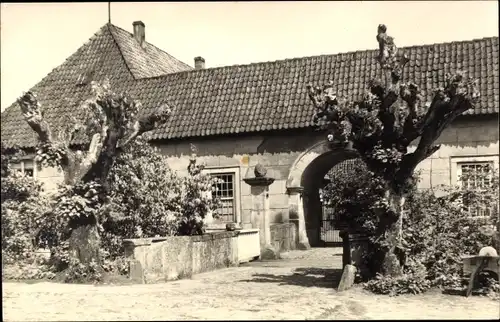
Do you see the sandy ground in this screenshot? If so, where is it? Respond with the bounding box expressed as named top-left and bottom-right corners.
top-left (2, 247), bottom-right (499, 321)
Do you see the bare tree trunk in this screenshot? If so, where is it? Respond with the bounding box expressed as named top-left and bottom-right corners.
top-left (381, 189), bottom-right (406, 277)
top-left (68, 130), bottom-right (120, 266)
top-left (68, 224), bottom-right (101, 265)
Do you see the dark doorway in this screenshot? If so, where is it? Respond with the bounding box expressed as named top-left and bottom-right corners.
top-left (301, 149), bottom-right (359, 247)
top-left (319, 187), bottom-right (343, 246)
top-left (319, 158), bottom-right (364, 247)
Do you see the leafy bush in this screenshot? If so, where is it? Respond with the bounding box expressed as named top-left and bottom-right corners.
top-left (178, 147), bottom-right (222, 235)
top-left (2, 137), bottom-right (222, 282)
top-left (365, 166), bottom-right (499, 295)
top-left (1, 252), bottom-right (56, 281)
top-left (63, 258), bottom-right (103, 284)
top-left (1, 170), bottom-right (52, 263)
top-left (100, 138), bottom-right (221, 258)
top-left (364, 259), bottom-right (431, 296)
top-left (101, 137), bottom-right (182, 249)
top-left (101, 256), bottom-right (131, 276)
top-left (322, 159), bottom-right (418, 279)
top-left (323, 157), bottom-right (499, 296)
top-left (403, 175), bottom-right (499, 290)
top-left (323, 159), bottom-right (387, 235)
top-left (48, 241), bottom-right (71, 271)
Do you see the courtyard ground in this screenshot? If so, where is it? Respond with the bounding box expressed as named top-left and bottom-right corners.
top-left (2, 247), bottom-right (499, 321)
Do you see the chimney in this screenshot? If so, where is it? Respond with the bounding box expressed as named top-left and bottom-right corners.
top-left (132, 21), bottom-right (145, 47)
top-left (194, 56), bottom-right (205, 69)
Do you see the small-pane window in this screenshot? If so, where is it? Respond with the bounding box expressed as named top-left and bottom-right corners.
top-left (458, 161), bottom-right (495, 217)
top-left (211, 173), bottom-right (236, 223)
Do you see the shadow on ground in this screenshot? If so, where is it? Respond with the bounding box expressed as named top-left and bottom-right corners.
top-left (239, 267), bottom-right (343, 288)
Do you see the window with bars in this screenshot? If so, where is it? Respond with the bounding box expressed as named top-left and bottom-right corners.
top-left (458, 161), bottom-right (495, 217)
top-left (211, 173), bottom-right (236, 223)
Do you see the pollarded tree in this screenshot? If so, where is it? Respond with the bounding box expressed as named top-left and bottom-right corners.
top-left (16, 79), bottom-right (170, 265)
top-left (307, 24), bottom-right (480, 276)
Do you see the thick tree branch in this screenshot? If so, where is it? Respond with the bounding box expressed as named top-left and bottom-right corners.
top-left (374, 24), bottom-right (411, 144)
top-left (397, 73), bottom-right (480, 182)
top-left (17, 92), bottom-right (53, 144)
top-left (118, 103), bottom-right (171, 148)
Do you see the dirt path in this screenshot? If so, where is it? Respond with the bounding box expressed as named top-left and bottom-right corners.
top-left (2, 248), bottom-right (499, 321)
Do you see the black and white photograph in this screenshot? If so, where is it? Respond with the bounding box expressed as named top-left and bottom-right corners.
top-left (1, 1), bottom-right (499, 320)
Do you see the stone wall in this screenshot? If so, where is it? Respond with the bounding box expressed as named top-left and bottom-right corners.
top-left (123, 230), bottom-right (263, 283)
top-left (155, 129), bottom-right (324, 228)
top-left (412, 117), bottom-right (499, 189)
top-left (270, 223), bottom-right (297, 252)
top-left (157, 117), bottom-right (499, 227)
top-left (124, 232), bottom-right (238, 283)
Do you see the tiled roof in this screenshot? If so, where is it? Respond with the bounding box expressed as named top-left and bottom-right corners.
top-left (1, 22), bottom-right (498, 148)
top-left (108, 24), bottom-right (193, 78)
top-left (136, 36), bottom-right (499, 140)
top-left (1, 24), bottom-right (136, 149)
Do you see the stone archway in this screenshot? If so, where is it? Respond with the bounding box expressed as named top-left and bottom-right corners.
top-left (286, 140), bottom-right (358, 247)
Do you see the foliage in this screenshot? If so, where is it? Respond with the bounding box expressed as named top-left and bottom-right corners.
top-left (0, 145), bottom-right (57, 278)
top-left (403, 167), bottom-right (499, 290)
top-left (323, 153), bottom-right (499, 296)
top-left (178, 145), bottom-right (222, 235)
top-left (363, 165), bottom-right (499, 295)
top-left (324, 160), bottom-right (390, 234)
top-left (48, 241), bottom-right (72, 271)
top-left (100, 138), bottom-right (221, 258)
top-left (1, 159), bottom-right (53, 263)
top-left (364, 259), bottom-right (431, 296)
top-left (52, 181), bottom-right (103, 227)
top-left (6, 79), bottom-right (220, 282)
top-left (62, 258), bottom-right (103, 284)
top-left (101, 256), bottom-right (131, 276)
top-left (1, 253), bottom-right (56, 281)
top-left (102, 137), bottom-right (181, 244)
top-left (322, 159), bottom-right (419, 278)
top-left (15, 79), bottom-right (173, 272)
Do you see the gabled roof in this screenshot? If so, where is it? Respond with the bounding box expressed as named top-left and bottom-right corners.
top-left (1, 23), bottom-right (192, 148)
top-left (108, 24), bottom-right (193, 78)
top-left (1, 22), bottom-right (498, 149)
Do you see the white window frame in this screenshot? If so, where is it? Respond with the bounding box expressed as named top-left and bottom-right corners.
top-left (450, 155), bottom-right (499, 218)
top-left (450, 155), bottom-right (499, 187)
top-left (203, 166), bottom-right (241, 224)
top-left (10, 157), bottom-right (38, 179)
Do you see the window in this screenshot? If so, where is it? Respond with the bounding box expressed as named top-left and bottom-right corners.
top-left (458, 162), bottom-right (493, 190)
top-left (203, 167), bottom-right (241, 224)
top-left (212, 173), bottom-right (236, 222)
top-left (451, 155), bottom-right (499, 217)
top-left (11, 159), bottom-right (36, 178)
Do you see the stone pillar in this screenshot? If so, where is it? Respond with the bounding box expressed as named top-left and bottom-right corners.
top-left (287, 186), bottom-right (311, 250)
top-left (243, 164), bottom-right (278, 259)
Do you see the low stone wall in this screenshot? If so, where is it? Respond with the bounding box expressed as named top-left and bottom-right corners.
top-left (123, 230), bottom-right (260, 283)
top-left (270, 223), bottom-right (297, 252)
top-left (191, 232), bottom-right (239, 275)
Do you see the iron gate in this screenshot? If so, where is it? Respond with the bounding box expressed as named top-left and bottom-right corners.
top-left (319, 158), bottom-right (364, 246)
top-left (320, 204), bottom-right (342, 245)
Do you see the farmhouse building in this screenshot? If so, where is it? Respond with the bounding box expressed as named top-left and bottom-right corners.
top-left (2, 22), bottom-right (498, 249)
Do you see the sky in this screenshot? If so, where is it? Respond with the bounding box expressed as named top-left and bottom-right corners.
top-left (1, 1), bottom-right (498, 111)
